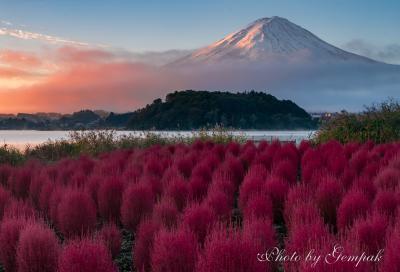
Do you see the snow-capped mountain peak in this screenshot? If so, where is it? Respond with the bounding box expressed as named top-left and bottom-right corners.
top-left (173, 16), bottom-right (376, 65)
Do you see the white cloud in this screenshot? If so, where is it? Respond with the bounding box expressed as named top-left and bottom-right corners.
top-left (0, 26), bottom-right (91, 47)
top-left (343, 39), bottom-right (400, 65)
top-left (1, 20), bottom-right (12, 26)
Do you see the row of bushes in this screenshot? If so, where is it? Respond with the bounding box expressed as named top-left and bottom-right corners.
top-left (0, 127), bottom-right (245, 165)
top-left (2, 139), bottom-right (400, 271)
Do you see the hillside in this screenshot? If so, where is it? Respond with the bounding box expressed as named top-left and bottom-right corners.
top-left (126, 90), bottom-right (317, 130)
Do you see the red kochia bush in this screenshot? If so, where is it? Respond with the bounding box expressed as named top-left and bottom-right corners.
top-left (272, 159), bottom-right (297, 184)
top-left (315, 176), bottom-right (343, 225)
top-left (3, 199), bottom-right (37, 220)
top-left (204, 189), bottom-right (231, 220)
top-left (381, 226), bottom-right (400, 272)
top-left (197, 226), bottom-right (269, 272)
top-left (264, 175), bottom-right (289, 221)
top-left (0, 217), bottom-right (28, 272)
top-left (97, 177), bottom-right (124, 222)
top-left (374, 167), bottom-right (400, 190)
top-left (349, 213), bottom-right (388, 255)
top-left (16, 223), bottom-right (59, 272)
top-left (152, 197), bottom-right (179, 229)
top-left (242, 217), bottom-right (276, 251)
top-left (238, 176), bottom-right (264, 210)
top-left (97, 223), bottom-right (121, 259)
top-left (285, 201), bottom-right (322, 231)
top-left (134, 219), bottom-right (160, 272)
top-left (9, 167), bottom-right (32, 199)
top-left (284, 221), bottom-right (331, 272)
top-left (58, 239), bottom-right (117, 272)
top-left (188, 175), bottom-right (210, 203)
top-left (121, 183), bottom-right (154, 231)
top-left (337, 190), bottom-right (370, 230)
top-left (165, 176), bottom-right (188, 212)
top-left (57, 191), bottom-right (97, 237)
top-left (242, 193), bottom-right (273, 221)
top-left (0, 164), bottom-right (13, 186)
top-left (373, 190), bottom-right (398, 219)
top-left (0, 186), bottom-right (10, 220)
top-left (151, 227), bottom-right (198, 272)
top-left (182, 203), bottom-right (216, 244)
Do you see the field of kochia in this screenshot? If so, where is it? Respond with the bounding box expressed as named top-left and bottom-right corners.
top-left (0, 139), bottom-right (400, 271)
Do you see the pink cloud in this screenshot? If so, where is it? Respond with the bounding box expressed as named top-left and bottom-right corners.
top-left (0, 46), bottom-right (184, 113)
top-left (0, 49), bottom-right (42, 67)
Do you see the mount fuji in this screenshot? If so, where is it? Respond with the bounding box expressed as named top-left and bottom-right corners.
top-left (172, 16), bottom-right (379, 65)
top-left (165, 16), bottom-right (399, 111)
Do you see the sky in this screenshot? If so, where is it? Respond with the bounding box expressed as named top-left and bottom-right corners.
top-left (1, 0), bottom-right (400, 51)
top-left (0, 0), bottom-right (399, 113)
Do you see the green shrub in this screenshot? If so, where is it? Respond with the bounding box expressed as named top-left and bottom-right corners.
top-left (19, 128), bottom-right (244, 163)
top-left (0, 144), bottom-right (25, 166)
top-left (315, 99), bottom-right (400, 144)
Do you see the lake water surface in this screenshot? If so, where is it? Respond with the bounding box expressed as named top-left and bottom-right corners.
top-left (0, 130), bottom-right (316, 149)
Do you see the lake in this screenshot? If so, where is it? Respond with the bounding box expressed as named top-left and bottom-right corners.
top-left (0, 130), bottom-right (316, 149)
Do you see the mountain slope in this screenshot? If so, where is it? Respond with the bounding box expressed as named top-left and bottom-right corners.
top-left (173, 16), bottom-right (378, 65)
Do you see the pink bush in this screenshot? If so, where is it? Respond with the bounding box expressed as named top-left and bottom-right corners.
top-left (48, 186), bottom-right (63, 226)
top-left (176, 155), bottom-right (195, 178)
top-left (191, 162), bottom-right (212, 182)
top-left (140, 174), bottom-right (163, 199)
top-left (38, 181), bottom-right (54, 216)
top-left (204, 189), bottom-right (231, 220)
top-left (165, 176), bottom-right (188, 212)
top-left (373, 190), bottom-right (398, 219)
top-left (264, 175), bottom-right (289, 221)
top-left (349, 149), bottom-right (368, 174)
top-left (188, 175), bottom-right (210, 203)
top-left (285, 201), bottom-right (321, 231)
top-left (374, 167), bottom-right (400, 190)
top-left (197, 226), bottom-right (269, 272)
top-left (134, 219), bottom-right (160, 272)
top-left (220, 156), bottom-right (244, 187)
top-left (271, 159), bottom-right (297, 184)
top-left (182, 203), bottom-right (216, 244)
top-left (285, 221), bottom-right (331, 271)
top-left (97, 177), bottom-right (124, 222)
top-left (238, 175), bottom-right (264, 210)
top-left (0, 217), bottom-right (29, 271)
top-left (85, 174), bottom-right (102, 205)
top-left (152, 197), bottom-right (179, 229)
top-left (121, 183), bottom-right (154, 231)
top-left (151, 227), bottom-right (198, 272)
top-left (58, 238), bottom-right (117, 272)
top-left (3, 199), bottom-right (37, 220)
top-left (57, 190), bottom-right (97, 237)
top-left (349, 213), bottom-right (388, 254)
top-left (9, 168), bottom-right (32, 199)
top-left (326, 152), bottom-right (347, 177)
top-left (242, 217), bottom-right (276, 251)
top-left (97, 223), bottom-right (121, 259)
top-left (16, 223), bottom-right (60, 272)
top-left (337, 190), bottom-right (370, 230)
top-left (0, 186), bottom-right (10, 220)
top-left (315, 176), bottom-right (343, 225)
top-left (352, 176), bottom-right (377, 201)
top-left (0, 164), bottom-right (13, 187)
top-left (381, 226), bottom-right (400, 272)
top-left (209, 172), bottom-right (236, 203)
top-left (242, 193), bottom-right (273, 221)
